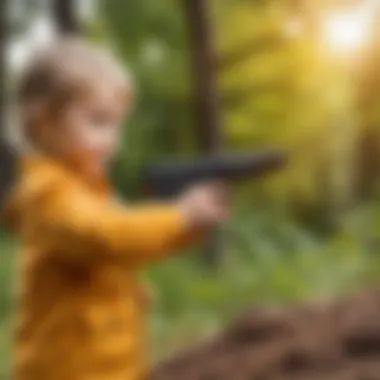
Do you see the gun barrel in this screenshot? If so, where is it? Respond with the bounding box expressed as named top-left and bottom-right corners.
top-left (143, 150), bottom-right (286, 198)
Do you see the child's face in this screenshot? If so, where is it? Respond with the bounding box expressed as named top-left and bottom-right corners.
top-left (48, 82), bottom-right (129, 175)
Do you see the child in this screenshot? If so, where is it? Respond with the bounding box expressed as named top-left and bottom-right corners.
top-left (7, 38), bottom-right (229, 380)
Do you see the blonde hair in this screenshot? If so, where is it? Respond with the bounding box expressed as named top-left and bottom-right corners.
top-left (11, 37), bottom-right (134, 153)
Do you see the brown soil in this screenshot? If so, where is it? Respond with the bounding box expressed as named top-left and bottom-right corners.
top-left (150, 288), bottom-right (380, 380)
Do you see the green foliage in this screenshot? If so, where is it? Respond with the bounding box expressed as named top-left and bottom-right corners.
top-left (0, 232), bottom-right (16, 380)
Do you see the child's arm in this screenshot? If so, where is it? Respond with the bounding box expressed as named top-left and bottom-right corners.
top-left (18, 173), bottom-right (227, 266)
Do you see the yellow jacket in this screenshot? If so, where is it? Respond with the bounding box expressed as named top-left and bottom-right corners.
top-left (8, 155), bottom-right (200, 380)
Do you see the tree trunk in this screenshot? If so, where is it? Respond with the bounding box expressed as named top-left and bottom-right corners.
top-left (0, 0), bottom-right (16, 212)
top-left (184, 0), bottom-right (222, 153)
top-left (184, 0), bottom-right (225, 268)
top-left (53, 0), bottom-right (81, 34)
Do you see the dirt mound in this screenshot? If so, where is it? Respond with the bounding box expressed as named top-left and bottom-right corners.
top-left (150, 288), bottom-right (380, 380)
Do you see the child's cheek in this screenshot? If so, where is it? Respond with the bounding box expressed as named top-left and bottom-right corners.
top-left (85, 127), bottom-right (120, 164)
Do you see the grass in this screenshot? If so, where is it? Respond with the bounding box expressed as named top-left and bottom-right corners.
top-left (0, 231), bottom-right (17, 380)
top-left (148, 201), bottom-right (380, 356)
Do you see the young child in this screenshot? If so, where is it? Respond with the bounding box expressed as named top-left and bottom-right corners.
top-left (7, 38), bottom-right (229, 380)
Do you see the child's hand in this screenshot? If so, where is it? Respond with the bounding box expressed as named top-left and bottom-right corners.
top-left (178, 182), bottom-right (230, 231)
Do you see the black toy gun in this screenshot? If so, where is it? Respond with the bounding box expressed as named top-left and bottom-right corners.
top-left (142, 149), bottom-right (286, 198)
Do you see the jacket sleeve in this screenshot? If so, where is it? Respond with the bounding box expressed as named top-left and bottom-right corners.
top-left (21, 175), bottom-right (203, 265)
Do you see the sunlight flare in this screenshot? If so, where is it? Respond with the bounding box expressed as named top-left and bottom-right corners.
top-left (322, 2), bottom-right (375, 54)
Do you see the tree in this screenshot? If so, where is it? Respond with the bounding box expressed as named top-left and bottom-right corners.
top-left (184, 0), bottom-right (226, 267)
top-left (53, 0), bottom-right (81, 34)
top-left (0, 0), bottom-right (16, 212)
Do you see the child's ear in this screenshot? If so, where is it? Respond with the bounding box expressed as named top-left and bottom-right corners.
top-left (24, 102), bottom-right (53, 140)
top-left (24, 101), bottom-right (46, 126)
